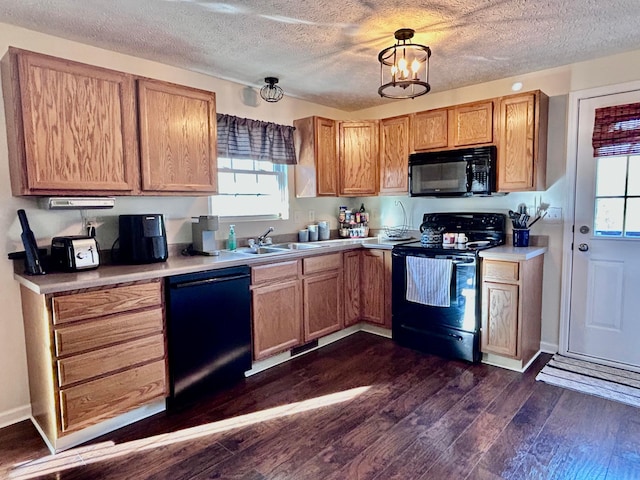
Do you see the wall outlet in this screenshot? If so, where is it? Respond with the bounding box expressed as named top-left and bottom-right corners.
top-left (544, 207), bottom-right (562, 223)
top-left (308, 210), bottom-right (315, 222)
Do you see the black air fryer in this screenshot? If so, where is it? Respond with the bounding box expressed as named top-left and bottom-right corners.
top-left (118, 214), bottom-right (168, 264)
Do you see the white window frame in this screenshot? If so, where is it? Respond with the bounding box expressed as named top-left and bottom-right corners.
top-left (210, 157), bottom-right (289, 222)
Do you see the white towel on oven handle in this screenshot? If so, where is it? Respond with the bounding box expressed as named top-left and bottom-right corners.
top-left (405, 256), bottom-right (453, 307)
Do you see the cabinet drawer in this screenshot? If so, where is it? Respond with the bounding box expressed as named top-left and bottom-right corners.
top-left (52, 281), bottom-right (161, 325)
top-left (57, 333), bottom-right (165, 387)
top-left (251, 260), bottom-right (300, 285)
top-left (483, 260), bottom-right (519, 282)
top-left (59, 360), bottom-right (166, 433)
top-left (55, 307), bottom-right (164, 357)
top-left (303, 253), bottom-right (342, 275)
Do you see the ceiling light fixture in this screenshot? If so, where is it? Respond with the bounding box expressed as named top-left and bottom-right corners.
top-left (378, 28), bottom-right (431, 99)
top-left (260, 77), bottom-right (284, 103)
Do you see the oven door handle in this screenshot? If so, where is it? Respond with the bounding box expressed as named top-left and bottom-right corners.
top-left (400, 324), bottom-right (465, 342)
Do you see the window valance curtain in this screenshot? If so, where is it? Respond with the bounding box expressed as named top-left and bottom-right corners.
top-left (217, 114), bottom-right (297, 165)
top-left (592, 102), bottom-right (640, 157)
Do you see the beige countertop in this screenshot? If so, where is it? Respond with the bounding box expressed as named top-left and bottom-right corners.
top-left (479, 244), bottom-right (548, 261)
top-left (14, 236), bottom-right (417, 295)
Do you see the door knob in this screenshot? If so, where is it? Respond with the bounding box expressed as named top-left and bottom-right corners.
top-left (578, 243), bottom-right (589, 252)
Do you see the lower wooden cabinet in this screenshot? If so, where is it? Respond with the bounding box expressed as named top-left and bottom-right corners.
top-left (302, 253), bottom-right (344, 340)
top-left (481, 255), bottom-right (544, 367)
top-left (343, 249), bottom-right (392, 328)
top-left (360, 249), bottom-right (391, 326)
top-left (343, 250), bottom-right (361, 327)
top-left (19, 279), bottom-right (167, 451)
top-left (251, 261), bottom-right (303, 360)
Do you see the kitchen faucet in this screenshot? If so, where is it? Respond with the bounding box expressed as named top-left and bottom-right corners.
top-left (257, 227), bottom-right (274, 245)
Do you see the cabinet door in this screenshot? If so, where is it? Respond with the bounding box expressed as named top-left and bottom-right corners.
top-left (360, 250), bottom-right (386, 325)
top-left (412, 109), bottom-right (448, 150)
top-left (497, 92), bottom-right (548, 191)
top-left (379, 115), bottom-right (410, 194)
top-left (294, 116), bottom-right (338, 197)
top-left (343, 251), bottom-right (361, 327)
top-left (303, 270), bottom-right (344, 341)
top-left (452, 101), bottom-right (494, 146)
top-left (9, 49), bottom-right (139, 194)
top-left (138, 79), bottom-right (217, 193)
top-left (252, 279), bottom-right (302, 360)
top-left (481, 281), bottom-right (519, 357)
top-left (339, 121), bottom-right (379, 196)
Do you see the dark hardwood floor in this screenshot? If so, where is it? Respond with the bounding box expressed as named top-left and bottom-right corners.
top-left (2, 332), bottom-right (639, 479)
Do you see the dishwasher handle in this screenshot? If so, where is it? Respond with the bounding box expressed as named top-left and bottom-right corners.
top-left (171, 273), bottom-right (250, 289)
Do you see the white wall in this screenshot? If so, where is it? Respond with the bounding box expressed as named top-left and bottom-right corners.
top-left (3, 21), bottom-right (640, 426)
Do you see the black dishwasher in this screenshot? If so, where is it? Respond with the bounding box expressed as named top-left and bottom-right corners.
top-left (166, 266), bottom-right (251, 408)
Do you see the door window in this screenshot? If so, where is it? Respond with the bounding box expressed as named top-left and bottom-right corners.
top-left (594, 154), bottom-right (640, 237)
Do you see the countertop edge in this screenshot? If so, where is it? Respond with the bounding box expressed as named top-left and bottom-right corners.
top-left (479, 245), bottom-right (548, 261)
top-left (14, 238), bottom-right (410, 295)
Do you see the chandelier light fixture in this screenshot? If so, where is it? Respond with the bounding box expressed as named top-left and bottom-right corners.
top-left (260, 77), bottom-right (284, 103)
top-left (378, 28), bottom-right (431, 99)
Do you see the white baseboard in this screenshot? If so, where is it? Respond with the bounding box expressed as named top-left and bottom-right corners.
top-left (0, 404), bottom-right (31, 430)
top-left (540, 341), bottom-right (558, 354)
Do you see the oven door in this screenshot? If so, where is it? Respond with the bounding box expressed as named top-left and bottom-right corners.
top-left (391, 251), bottom-right (481, 362)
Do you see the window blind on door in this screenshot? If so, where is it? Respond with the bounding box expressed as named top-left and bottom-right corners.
top-left (592, 101), bottom-right (640, 157)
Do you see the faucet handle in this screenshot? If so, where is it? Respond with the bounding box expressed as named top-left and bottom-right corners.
top-left (263, 237), bottom-right (273, 245)
top-left (247, 239), bottom-right (256, 248)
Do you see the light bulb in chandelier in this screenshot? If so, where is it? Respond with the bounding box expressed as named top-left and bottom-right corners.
top-left (378, 28), bottom-right (431, 99)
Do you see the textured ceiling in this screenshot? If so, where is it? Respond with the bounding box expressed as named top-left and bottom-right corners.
top-left (1, 0), bottom-right (640, 111)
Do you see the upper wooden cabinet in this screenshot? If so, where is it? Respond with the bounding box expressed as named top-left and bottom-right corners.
top-left (497, 91), bottom-right (549, 192)
top-left (339, 120), bottom-right (379, 196)
top-left (411, 108), bottom-right (448, 151)
top-left (2, 48), bottom-right (139, 196)
top-left (2, 48), bottom-right (219, 196)
top-left (138, 79), bottom-right (217, 194)
top-left (379, 115), bottom-right (410, 194)
top-left (412, 101), bottom-right (494, 152)
top-left (294, 116), bottom-right (338, 197)
top-left (452, 101), bottom-right (494, 147)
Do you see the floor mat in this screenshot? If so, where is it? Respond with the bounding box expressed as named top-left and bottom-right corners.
top-left (536, 354), bottom-right (640, 408)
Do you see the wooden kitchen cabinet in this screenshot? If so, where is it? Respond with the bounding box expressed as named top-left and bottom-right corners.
top-left (452, 101), bottom-right (494, 147)
top-left (343, 250), bottom-right (361, 327)
top-left (379, 115), bottom-right (410, 194)
top-left (19, 280), bottom-right (167, 451)
top-left (360, 249), bottom-right (392, 327)
top-left (138, 78), bottom-right (218, 194)
top-left (251, 260), bottom-right (303, 360)
top-left (497, 90), bottom-right (549, 191)
top-left (2, 48), bottom-right (220, 196)
top-left (294, 116), bottom-right (338, 197)
top-left (411, 108), bottom-right (449, 151)
top-left (339, 120), bottom-right (379, 196)
top-left (412, 101), bottom-right (494, 152)
top-left (481, 255), bottom-right (544, 368)
top-left (302, 253), bottom-right (344, 340)
top-left (2, 48), bottom-right (139, 195)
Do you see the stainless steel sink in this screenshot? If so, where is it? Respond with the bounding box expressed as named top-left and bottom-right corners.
top-left (235, 242), bottom-right (329, 255)
top-left (270, 242), bottom-right (327, 250)
top-left (235, 246), bottom-right (290, 255)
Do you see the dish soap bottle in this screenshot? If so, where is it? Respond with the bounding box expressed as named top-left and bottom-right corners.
top-left (228, 224), bottom-right (236, 251)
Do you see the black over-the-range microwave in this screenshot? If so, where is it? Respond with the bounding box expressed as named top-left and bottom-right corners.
top-left (408, 145), bottom-right (499, 197)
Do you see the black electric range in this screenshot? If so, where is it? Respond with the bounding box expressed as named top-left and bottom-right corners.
top-left (391, 212), bottom-right (506, 362)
